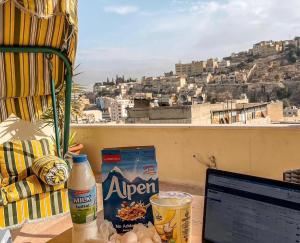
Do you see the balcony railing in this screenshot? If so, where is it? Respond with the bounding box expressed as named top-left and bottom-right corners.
top-left (71, 124), bottom-right (300, 187)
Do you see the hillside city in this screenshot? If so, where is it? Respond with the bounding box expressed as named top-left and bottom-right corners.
top-left (74, 37), bottom-right (300, 125)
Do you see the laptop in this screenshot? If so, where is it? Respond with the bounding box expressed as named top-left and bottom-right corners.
top-left (202, 169), bottom-right (300, 243)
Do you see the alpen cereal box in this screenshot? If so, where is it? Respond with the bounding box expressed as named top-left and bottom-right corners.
top-left (101, 146), bottom-right (159, 233)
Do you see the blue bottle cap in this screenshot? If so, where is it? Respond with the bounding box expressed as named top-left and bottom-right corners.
top-left (73, 154), bottom-right (88, 163)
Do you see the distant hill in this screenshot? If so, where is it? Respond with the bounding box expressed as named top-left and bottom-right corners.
top-left (207, 42), bottom-right (300, 107)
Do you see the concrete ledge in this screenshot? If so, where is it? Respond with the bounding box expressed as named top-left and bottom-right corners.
top-left (71, 123), bottom-right (300, 129)
top-left (71, 124), bottom-right (300, 187)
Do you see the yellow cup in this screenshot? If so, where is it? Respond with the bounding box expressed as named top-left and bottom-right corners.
top-left (150, 192), bottom-right (193, 243)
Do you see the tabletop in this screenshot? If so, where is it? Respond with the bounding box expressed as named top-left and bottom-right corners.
top-left (48, 195), bottom-right (204, 243)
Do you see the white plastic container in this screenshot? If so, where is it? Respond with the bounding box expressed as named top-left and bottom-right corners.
top-left (68, 154), bottom-right (98, 243)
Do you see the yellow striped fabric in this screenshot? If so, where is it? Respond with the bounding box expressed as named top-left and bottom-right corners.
top-left (0, 139), bottom-right (55, 187)
top-left (0, 95), bottom-right (52, 122)
top-left (32, 155), bottom-right (69, 186)
top-left (0, 0), bottom-right (78, 122)
top-left (1, 174), bottom-right (66, 205)
top-left (0, 188), bottom-right (69, 228)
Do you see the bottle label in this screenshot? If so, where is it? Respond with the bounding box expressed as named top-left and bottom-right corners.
top-left (68, 186), bottom-right (97, 224)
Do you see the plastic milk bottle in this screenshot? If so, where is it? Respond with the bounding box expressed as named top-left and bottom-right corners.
top-left (68, 154), bottom-right (98, 243)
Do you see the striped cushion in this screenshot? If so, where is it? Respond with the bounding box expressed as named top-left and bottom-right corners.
top-left (0, 95), bottom-right (52, 122)
top-left (0, 189), bottom-right (5, 206)
top-left (0, 139), bottom-right (55, 186)
top-left (0, 188), bottom-right (69, 228)
top-left (0, 0), bottom-right (78, 99)
top-left (32, 155), bottom-right (69, 186)
top-left (0, 52), bottom-right (64, 99)
top-left (1, 175), bottom-right (65, 205)
top-left (0, 0), bottom-right (78, 122)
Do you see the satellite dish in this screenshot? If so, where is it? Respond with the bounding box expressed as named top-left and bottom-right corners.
top-left (196, 95), bottom-right (204, 103)
top-left (179, 94), bottom-right (188, 103)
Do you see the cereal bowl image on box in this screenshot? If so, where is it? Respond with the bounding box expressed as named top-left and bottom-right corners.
top-left (101, 146), bottom-right (159, 233)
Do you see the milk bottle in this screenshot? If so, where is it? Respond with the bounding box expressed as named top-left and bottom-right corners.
top-left (68, 154), bottom-right (98, 243)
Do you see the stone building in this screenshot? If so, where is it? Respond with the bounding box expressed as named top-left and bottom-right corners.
top-left (211, 101), bottom-right (283, 124)
top-left (126, 103), bottom-right (222, 124)
top-left (251, 41), bottom-right (283, 57)
top-left (206, 58), bottom-right (219, 73)
top-left (175, 61), bottom-right (207, 76)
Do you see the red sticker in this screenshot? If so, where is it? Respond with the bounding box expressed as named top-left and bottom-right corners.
top-left (103, 154), bottom-right (121, 162)
top-left (74, 190), bottom-right (89, 195)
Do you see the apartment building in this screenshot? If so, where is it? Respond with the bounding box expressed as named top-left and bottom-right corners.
top-left (195, 73), bottom-right (213, 84)
top-left (96, 97), bottom-right (133, 122)
top-left (211, 101), bottom-right (283, 124)
top-left (211, 103), bottom-right (268, 124)
top-left (108, 99), bottom-right (134, 122)
top-left (142, 75), bottom-right (186, 89)
top-left (218, 59), bottom-right (231, 72)
top-left (108, 100), bottom-right (119, 121)
top-left (124, 100), bottom-right (283, 125)
top-left (117, 99), bottom-right (134, 118)
top-left (102, 110), bottom-right (111, 122)
top-left (175, 59), bottom-right (222, 76)
top-left (175, 61), bottom-right (206, 76)
top-left (284, 106), bottom-right (299, 117)
top-left (141, 76), bottom-right (154, 86)
top-left (251, 41), bottom-right (283, 57)
top-left (191, 61), bottom-right (207, 76)
top-left (212, 71), bottom-right (247, 84)
top-left (206, 58), bottom-right (219, 72)
top-left (126, 103), bottom-right (223, 124)
top-left (283, 40), bottom-right (297, 50)
top-left (175, 63), bottom-right (191, 76)
top-left (81, 109), bottom-right (102, 123)
top-left (295, 37), bottom-right (300, 48)
top-left (96, 96), bottom-right (112, 110)
top-left (93, 83), bottom-right (105, 93)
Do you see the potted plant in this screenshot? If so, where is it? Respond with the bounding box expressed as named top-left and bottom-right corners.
top-left (42, 82), bottom-right (85, 155)
top-left (68, 131), bottom-right (83, 154)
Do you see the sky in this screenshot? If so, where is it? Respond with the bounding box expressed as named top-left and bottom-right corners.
top-left (75, 0), bottom-right (300, 90)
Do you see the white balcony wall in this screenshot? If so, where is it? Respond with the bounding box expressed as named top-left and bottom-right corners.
top-left (0, 116), bottom-right (53, 144)
top-left (71, 124), bottom-right (300, 187)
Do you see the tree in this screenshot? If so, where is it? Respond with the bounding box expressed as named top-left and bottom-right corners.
top-left (237, 62), bottom-right (246, 69)
top-left (41, 83), bottom-right (85, 148)
top-left (246, 57), bottom-right (254, 63)
top-left (276, 87), bottom-right (291, 100)
top-left (286, 51), bottom-right (297, 64)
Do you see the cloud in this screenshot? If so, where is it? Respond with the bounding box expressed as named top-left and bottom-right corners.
top-left (104, 5), bottom-right (139, 15)
top-left (144, 0), bottom-right (300, 58)
top-left (78, 0), bottom-right (300, 89)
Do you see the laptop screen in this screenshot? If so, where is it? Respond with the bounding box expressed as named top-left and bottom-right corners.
top-left (202, 169), bottom-right (300, 243)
